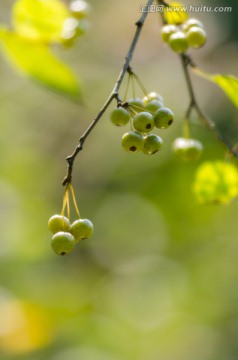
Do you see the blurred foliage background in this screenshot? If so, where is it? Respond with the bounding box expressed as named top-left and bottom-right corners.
top-left (0, 0), bottom-right (238, 359)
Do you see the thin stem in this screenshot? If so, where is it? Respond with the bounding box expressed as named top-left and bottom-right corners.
top-left (123, 74), bottom-right (131, 102)
top-left (181, 54), bottom-right (238, 157)
top-left (69, 184), bottom-right (81, 218)
top-left (181, 54), bottom-right (213, 129)
top-left (132, 75), bottom-right (136, 99)
top-left (62, 0), bottom-right (154, 186)
top-left (133, 73), bottom-right (148, 96)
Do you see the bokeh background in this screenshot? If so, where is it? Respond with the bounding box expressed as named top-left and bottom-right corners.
top-left (0, 0), bottom-right (238, 359)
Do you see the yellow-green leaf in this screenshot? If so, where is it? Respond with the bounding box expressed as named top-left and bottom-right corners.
top-left (193, 68), bottom-right (238, 108)
top-left (12, 0), bottom-right (70, 43)
top-left (163, 2), bottom-right (188, 25)
top-left (0, 29), bottom-right (80, 98)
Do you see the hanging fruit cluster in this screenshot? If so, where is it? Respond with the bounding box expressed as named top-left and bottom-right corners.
top-left (161, 18), bottom-right (207, 53)
top-left (48, 184), bottom-right (93, 255)
top-left (110, 71), bottom-right (174, 155)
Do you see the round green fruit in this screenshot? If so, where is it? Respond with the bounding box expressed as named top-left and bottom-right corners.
top-left (70, 218), bottom-right (94, 242)
top-left (48, 215), bottom-right (70, 234)
top-left (110, 107), bottom-right (130, 126)
top-left (128, 98), bottom-right (144, 113)
top-left (70, 0), bottom-right (90, 19)
top-left (145, 100), bottom-right (163, 115)
top-left (143, 92), bottom-right (163, 105)
top-left (161, 24), bottom-right (178, 43)
top-left (133, 111), bottom-right (154, 133)
top-left (193, 161), bottom-right (238, 204)
top-left (154, 107), bottom-right (174, 129)
top-left (182, 18), bottom-right (204, 32)
top-left (169, 31), bottom-right (189, 53)
top-left (173, 137), bottom-right (203, 160)
top-left (51, 232), bottom-right (75, 255)
top-left (142, 134), bottom-right (163, 155)
top-left (186, 27), bottom-right (207, 48)
top-left (121, 131), bottom-right (144, 153)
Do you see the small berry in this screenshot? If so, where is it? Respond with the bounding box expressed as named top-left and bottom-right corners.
top-left (70, 219), bottom-right (94, 242)
top-left (110, 107), bottom-right (130, 126)
top-left (173, 137), bottom-right (203, 160)
top-left (143, 92), bottom-right (163, 105)
top-left (186, 27), bottom-right (207, 48)
top-left (48, 215), bottom-right (70, 234)
top-left (169, 31), bottom-right (189, 53)
top-left (161, 24), bottom-right (178, 43)
top-left (145, 100), bottom-right (163, 115)
top-left (51, 232), bottom-right (75, 255)
top-left (154, 107), bottom-right (174, 129)
top-left (182, 18), bottom-right (204, 32)
top-left (127, 98), bottom-right (144, 113)
top-left (133, 111), bottom-right (154, 133)
top-left (142, 134), bottom-right (163, 155)
top-left (121, 131), bottom-right (144, 153)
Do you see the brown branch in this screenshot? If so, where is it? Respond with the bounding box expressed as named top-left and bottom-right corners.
top-left (180, 54), bottom-right (238, 157)
top-left (62, 0), bottom-right (154, 186)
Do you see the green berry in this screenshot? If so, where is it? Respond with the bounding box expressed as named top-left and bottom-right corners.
top-left (169, 31), bottom-right (189, 53)
top-left (70, 219), bottom-right (94, 242)
top-left (142, 134), bottom-right (163, 155)
top-left (51, 232), bottom-right (75, 255)
top-left (128, 98), bottom-right (144, 113)
top-left (182, 18), bottom-right (204, 32)
top-left (173, 137), bottom-right (203, 160)
top-left (193, 161), bottom-right (238, 204)
top-left (186, 27), bottom-right (207, 48)
top-left (161, 24), bottom-right (178, 43)
top-left (154, 107), bottom-right (174, 129)
top-left (133, 111), bottom-right (154, 133)
top-left (110, 107), bottom-right (130, 126)
top-left (70, 0), bottom-right (90, 19)
top-left (143, 92), bottom-right (163, 105)
top-left (145, 100), bottom-right (163, 115)
top-left (48, 215), bottom-right (70, 234)
top-left (121, 131), bottom-right (144, 153)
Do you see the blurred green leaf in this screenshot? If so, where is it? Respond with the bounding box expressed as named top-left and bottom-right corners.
top-left (0, 28), bottom-right (80, 98)
top-left (12, 0), bottom-right (69, 43)
top-left (194, 68), bottom-right (238, 108)
top-left (211, 74), bottom-right (238, 108)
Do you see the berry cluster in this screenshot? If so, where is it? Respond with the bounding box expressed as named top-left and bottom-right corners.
top-left (48, 215), bottom-right (93, 255)
top-left (161, 18), bottom-right (207, 53)
top-left (110, 92), bottom-right (174, 155)
top-left (48, 184), bottom-right (93, 256)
